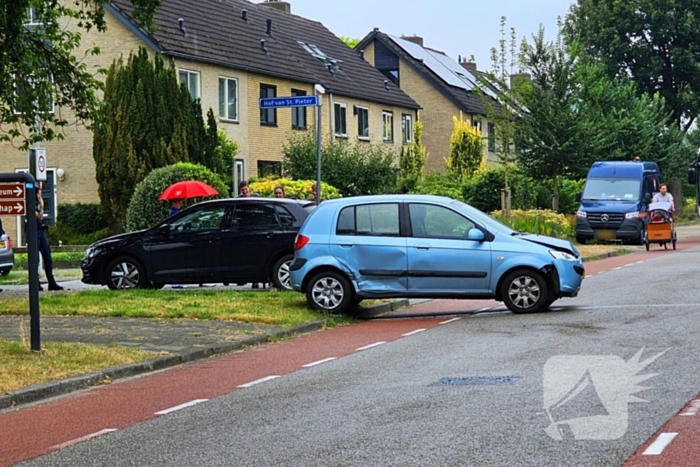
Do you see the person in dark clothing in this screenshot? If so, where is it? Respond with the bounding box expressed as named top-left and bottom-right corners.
top-left (35, 183), bottom-right (63, 291)
top-left (169, 199), bottom-right (183, 217)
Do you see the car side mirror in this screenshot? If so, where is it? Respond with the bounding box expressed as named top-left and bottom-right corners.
top-left (688, 167), bottom-right (697, 185)
top-left (644, 193), bottom-right (651, 203)
top-left (159, 224), bottom-right (171, 236)
top-left (575, 192), bottom-right (582, 203)
top-left (467, 228), bottom-right (485, 241)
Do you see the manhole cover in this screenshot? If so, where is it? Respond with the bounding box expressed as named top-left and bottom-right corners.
top-left (430, 376), bottom-right (519, 386)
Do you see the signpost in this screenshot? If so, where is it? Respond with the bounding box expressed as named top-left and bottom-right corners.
top-left (258, 92), bottom-right (324, 203)
top-left (0, 182), bottom-right (27, 215)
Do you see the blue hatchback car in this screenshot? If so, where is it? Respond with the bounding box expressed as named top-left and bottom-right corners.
top-left (290, 195), bottom-right (584, 315)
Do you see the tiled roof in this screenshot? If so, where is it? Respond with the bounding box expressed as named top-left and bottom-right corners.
top-left (108, 0), bottom-right (419, 109)
top-left (357, 30), bottom-right (498, 116)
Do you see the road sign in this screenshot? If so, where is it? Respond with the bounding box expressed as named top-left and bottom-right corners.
top-left (0, 182), bottom-right (27, 215)
top-left (259, 95), bottom-right (319, 109)
top-left (36, 148), bottom-right (47, 181)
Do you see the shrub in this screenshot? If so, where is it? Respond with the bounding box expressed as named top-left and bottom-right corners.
top-left (491, 209), bottom-right (575, 239)
top-left (410, 172), bottom-right (463, 200)
top-left (56, 203), bottom-right (107, 234)
top-left (534, 178), bottom-right (585, 214)
top-left (249, 178), bottom-right (341, 200)
top-left (461, 166), bottom-right (538, 213)
top-left (126, 162), bottom-right (229, 232)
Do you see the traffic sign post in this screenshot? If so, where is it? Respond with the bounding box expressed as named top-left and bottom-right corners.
top-left (0, 174), bottom-right (40, 351)
top-left (0, 182), bottom-right (27, 215)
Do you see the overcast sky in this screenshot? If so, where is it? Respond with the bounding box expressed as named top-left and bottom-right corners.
top-left (275, 0), bottom-right (576, 71)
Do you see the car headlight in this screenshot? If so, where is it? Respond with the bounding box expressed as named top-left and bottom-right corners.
top-left (625, 211), bottom-right (639, 219)
top-left (84, 247), bottom-right (97, 259)
top-left (576, 209), bottom-right (587, 218)
top-left (550, 250), bottom-right (577, 261)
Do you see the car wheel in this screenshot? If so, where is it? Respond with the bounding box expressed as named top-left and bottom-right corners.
top-left (271, 254), bottom-right (294, 291)
top-left (106, 256), bottom-right (146, 290)
top-left (501, 269), bottom-right (548, 314)
top-left (575, 235), bottom-right (587, 245)
top-left (306, 271), bottom-right (352, 314)
top-left (0, 269), bottom-right (9, 277)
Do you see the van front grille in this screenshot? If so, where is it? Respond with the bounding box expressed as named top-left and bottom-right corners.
top-left (587, 212), bottom-right (624, 228)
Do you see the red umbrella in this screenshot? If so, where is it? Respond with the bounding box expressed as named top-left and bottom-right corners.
top-left (158, 180), bottom-right (219, 201)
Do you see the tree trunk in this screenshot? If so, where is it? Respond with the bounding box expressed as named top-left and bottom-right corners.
top-left (671, 178), bottom-right (683, 216)
top-left (552, 174), bottom-right (560, 213)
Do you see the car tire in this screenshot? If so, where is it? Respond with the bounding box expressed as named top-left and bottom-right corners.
top-left (0, 269), bottom-right (10, 277)
top-left (306, 270), bottom-right (353, 314)
top-left (501, 269), bottom-right (548, 314)
top-left (271, 254), bottom-right (294, 291)
top-left (575, 235), bottom-right (587, 245)
top-left (106, 256), bottom-right (147, 290)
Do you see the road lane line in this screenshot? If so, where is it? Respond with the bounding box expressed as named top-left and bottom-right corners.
top-left (356, 342), bottom-right (386, 351)
top-left (439, 317), bottom-right (461, 325)
top-left (402, 329), bottom-right (426, 337)
top-left (302, 357), bottom-right (337, 367)
top-left (612, 267), bottom-right (622, 270)
top-left (636, 261), bottom-right (645, 264)
top-left (51, 429), bottom-right (117, 450)
top-left (681, 400), bottom-right (700, 416)
top-left (155, 399), bottom-right (208, 415)
top-left (237, 376), bottom-right (280, 388)
top-left (642, 433), bottom-right (677, 455)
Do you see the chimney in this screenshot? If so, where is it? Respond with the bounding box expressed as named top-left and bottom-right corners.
top-left (459, 56), bottom-right (477, 74)
top-left (400, 34), bottom-right (423, 47)
top-left (510, 72), bottom-right (531, 89)
top-left (260, 0), bottom-right (291, 13)
top-left (241, 9), bottom-right (248, 22)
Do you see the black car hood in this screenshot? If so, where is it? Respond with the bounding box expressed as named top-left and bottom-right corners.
top-left (91, 230), bottom-right (146, 248)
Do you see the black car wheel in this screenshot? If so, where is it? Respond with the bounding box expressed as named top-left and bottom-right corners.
top-left (501, 269), bottom-right (548, 314)
top-left (106, 256), bottom-right (146, 290)
top-left (271, 254), bottom-right (294, 291)
top-left (0, 269), bottom-right (10, 277)
top-left (306, 271), bottom-right (352, 314)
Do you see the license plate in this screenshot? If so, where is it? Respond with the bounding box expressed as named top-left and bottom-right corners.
top-left (594, 230), bottom-right (616, 240)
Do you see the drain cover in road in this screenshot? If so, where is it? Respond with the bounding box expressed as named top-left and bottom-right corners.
top-left (430, 376), bottom-right (519, 386)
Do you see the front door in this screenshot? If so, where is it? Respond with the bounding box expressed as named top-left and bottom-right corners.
top-left (406, 203), bottom-right (491, 294)
top-left (145, 204), bottom-right (228, 283)
top-left (329, 202), bottom-right (407, 293)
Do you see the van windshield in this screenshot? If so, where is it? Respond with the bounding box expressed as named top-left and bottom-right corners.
top-left (582, 178), bottom-right (641, 201)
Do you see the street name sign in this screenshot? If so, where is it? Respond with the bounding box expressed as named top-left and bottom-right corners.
top-left (259, 95), bottom-right (319, 108)
top-left (0, 182), bottom-right (26, 214)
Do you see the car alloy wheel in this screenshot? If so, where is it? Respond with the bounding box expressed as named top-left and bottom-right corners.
top-left (306, 271), bottom-right (352, 314)
top-left (106, 256), bottom-right (146, 290)
top-left (272, 254), bottom-right (294, 290)
top-left (501, 269), bottom-right (548, 314)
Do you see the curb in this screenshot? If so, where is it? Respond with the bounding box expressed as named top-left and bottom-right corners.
top-left (0, 320), bottom-right (326, 411)
top-left (353, 299), bottom-right (410, 319)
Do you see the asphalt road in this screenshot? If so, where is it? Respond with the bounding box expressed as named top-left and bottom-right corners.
top-left (12, 244), bottom-right (700, 466)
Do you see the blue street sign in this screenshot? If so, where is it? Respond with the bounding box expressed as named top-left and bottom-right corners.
top-left (259, 95), bottom-right (319, 109)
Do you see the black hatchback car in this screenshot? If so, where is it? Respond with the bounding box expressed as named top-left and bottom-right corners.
top-left (81, 198), bottom-right (315, 290)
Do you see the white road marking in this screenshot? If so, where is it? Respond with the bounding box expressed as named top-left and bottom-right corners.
top-left (577, 303), bottom-right (696, 310)
top-left (302, 357), bottom-right (337, 367)
top-left (612, 267), bottom-right (622, 270)
top-left (237, 376), bottom-right (280, 388)
top-left (51, 429), bottom-right (117, 450)
top-left (155, 399), bottom-right (208, 415)
top-left (680, 399), bottom-right (700, 416)
top-left (356, 341), bottom-right (386, 351)
top-left (636, 261), bottom-right (645, 264)
top-left (642, 432), bottom-right (677, 455)
top-left (477, 307), bottom-right (493, 312)
top-left (624, 263), bottom-right (634, 267)
top-left (439, 317), bottom-right (461, 325)
top-left (402, 329), bottom-right (426, 336)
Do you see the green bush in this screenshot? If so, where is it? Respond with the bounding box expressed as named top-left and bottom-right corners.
top-left (57, 203), bottom-right (107, 234)
top-left (492, 209), bottom-right (575, 239)
top-left (46, 224), bottom-right (111, 246)
top-left (410, 172), bottom-right (463, 200)
top-left (249, 178), bottom-right (341, 200)
top-left (461, 166), bottom-right (538, 213)
top-left (534, 178), bottom-right (585, 214)
top-left (126, 162), bottom-right (229, 232)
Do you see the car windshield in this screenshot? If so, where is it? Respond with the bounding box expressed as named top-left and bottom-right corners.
top-left (451, 200), bottom-right (516, 235)
top-left (582, 178), bottom-right (640, 201)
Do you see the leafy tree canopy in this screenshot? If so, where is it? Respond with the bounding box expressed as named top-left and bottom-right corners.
top-left (339, 36), bottom-right (360, 48)
top-left (0, 0), bottom-right (160, 149)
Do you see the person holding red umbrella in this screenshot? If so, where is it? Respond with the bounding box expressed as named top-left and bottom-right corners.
top-left (169, 199), bottom-right (183, 217)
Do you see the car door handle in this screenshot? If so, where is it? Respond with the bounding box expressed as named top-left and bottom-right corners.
top-left (414, 243), bottom-right (431, 250)
top-left (338, 243), bottom-right (354, 248)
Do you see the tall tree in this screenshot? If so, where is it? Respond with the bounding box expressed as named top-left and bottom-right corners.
top-left (0, 0), bottom-right (160, 149)
top-left (566, 0), bottom-right (700, 132)
top-left (398, 120), bottom-right (428, 192)
top-left (445, 113), bottom-right (484, 181)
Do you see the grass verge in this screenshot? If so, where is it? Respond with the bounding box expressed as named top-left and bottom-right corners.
top-left (0, 289), bottom-right (354, 328)
top-left (0, 337), bottom-right (156, 393)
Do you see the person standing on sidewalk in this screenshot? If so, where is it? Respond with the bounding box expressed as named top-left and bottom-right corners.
top-left (35, 183), bottom-right (63, 291)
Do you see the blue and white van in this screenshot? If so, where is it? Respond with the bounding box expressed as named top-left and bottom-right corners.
top-left (575, 161), bottom-right (661, 244)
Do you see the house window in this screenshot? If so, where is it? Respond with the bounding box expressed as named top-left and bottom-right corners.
top-left (13, 74), bottom-right (54, 115)
top-left (258, 160), bottom-right (282, 178)
top-left (334, 103), bottom-right (347, 137)
top-left (218, 77), bottom-right (238, 121)
top-left (260, 84), bottom-right (277, 125)
top-left (178, 70), bottom-right (200, 99)
top-left (488, 122), bottom-right (496, 152)
top-left (402, 114), bottom-right (413, 144)
top-left (27, 7), bottom-right (41, 25)
top-left (473, 119), bottom-right (482, 133)
top-left (291, 89), bottom-right (307, 130)
top-left (356, 106), bottom-right (369, 140)
top-left (382, 111), bottom-right (393, 142)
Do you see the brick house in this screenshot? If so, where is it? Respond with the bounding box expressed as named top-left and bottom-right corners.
top-left (0, 0), bottom-right (419, 243)
top-left (356, 30), bottom-right (501, 173)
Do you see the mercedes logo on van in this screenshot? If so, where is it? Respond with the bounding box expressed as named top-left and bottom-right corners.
top-left (601, 214), bottom-right (610, 222)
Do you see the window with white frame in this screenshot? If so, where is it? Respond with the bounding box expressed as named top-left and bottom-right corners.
top-left (13, 74), bottom-right (54, 115)
top-left (218, 77), bottom-right (238, 121)
top-left (334, 103), bottom-right (347, 137)
top-left (382, 111), bottom-right (393, 142)
top-left (27, 7), bottom-right (41, 24)
top-left (178, 70), bottom-right (200, 99)
top-left (402, 114), bottom-right (413, 144)
top-left (356, 106), bottom-right (369, 140)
